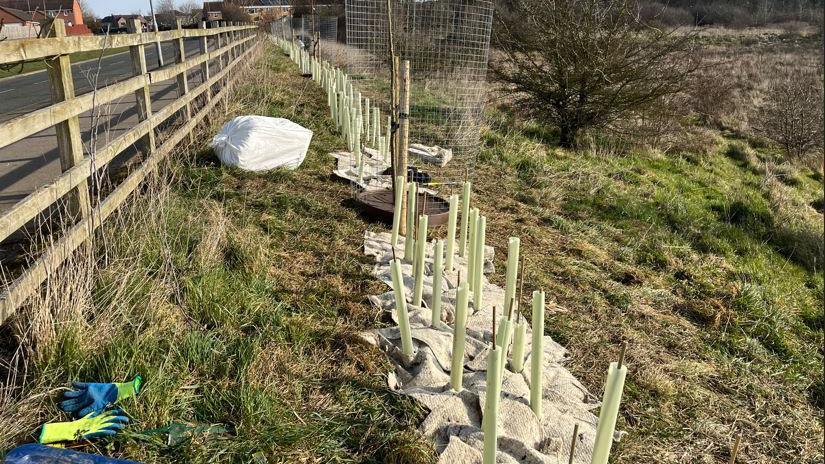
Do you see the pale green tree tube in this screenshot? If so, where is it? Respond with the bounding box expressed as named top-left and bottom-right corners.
top-left (530, 290), bottom-right (545, 416)
top-left (495, 315), bottom-right (512, 384)
top-left (391, 259), bottom-right (414, 358)
top-left (431, 240), bottom-right (444, 326)
top-left (504, 237), bottom-right (520, 313)
top-left (591, 362), bottom-right (628, 464)
top-left (391, 176), bottom-right (404, 248)
top-left (412, 215), bottom-right (428, 307)
top-left (445, 194), bottom-right (459, 272)
top-left (372, 108), bottom-right (379, 147)
top-left (473, 216), bottom-right (487, 310)
top-left (404, 182), bottom-right (417, 261)
top-left (458, 182), bottom-right (471, 257)
top-left (482, 346), bottom-right (502, 464)
top-left (364, 98), bottom-right (371, 141)
top-left (510, 322), bottom-right (527, 372)
top-left (356, 117), bottom-right (364, 182)
top-left (466, 208), bottom-right (478, 292)
top-left (450, 282), bottom-right (469, 391)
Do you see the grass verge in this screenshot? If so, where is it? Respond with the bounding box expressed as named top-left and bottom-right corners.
top-left (472, 109), bottom-right (823, 463)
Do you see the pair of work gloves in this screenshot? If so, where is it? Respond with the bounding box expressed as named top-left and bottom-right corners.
top-left (38, 376), bottom-right (142, 444)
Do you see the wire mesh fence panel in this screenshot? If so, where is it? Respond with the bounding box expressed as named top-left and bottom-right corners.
top-left (344, 0), bottom-right (494, 187)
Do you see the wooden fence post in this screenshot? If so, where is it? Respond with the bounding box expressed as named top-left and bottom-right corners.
top-left (199, 21), bottom-right (211, 102)
top-left (175, 19), bottom-right (193, 144)
top-left (217, 21), bottom-right (225, 77)
top-left (47, 18), bottom-right (91, 223)
top-left (127, 19), bottom-right (155, 158)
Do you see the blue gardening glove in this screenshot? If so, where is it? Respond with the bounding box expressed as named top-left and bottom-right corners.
top-left (38, 409), bottom-right (130, 443)
top-left (60, 376), bottom-right (142, 417)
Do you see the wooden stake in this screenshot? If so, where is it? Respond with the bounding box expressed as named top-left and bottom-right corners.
top-left (568, 423), bottom-right (579, 464)
top-left (518, 257), bottom-right (525, 309)
top-left (728, 433), bottom-right (742, 464)
top-left (400, 59), bottom-right (411, 192)
top-left (491, 306), bottom-right (496, 344)
top-left (617, 342), bottom-right (627, 369)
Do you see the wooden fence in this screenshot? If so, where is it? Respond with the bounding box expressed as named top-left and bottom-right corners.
top-left (0, 18), bottom-right (260, 324)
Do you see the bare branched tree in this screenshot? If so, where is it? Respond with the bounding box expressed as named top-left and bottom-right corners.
top-left (757, 70), bottom-right (824, 161)
top-left (220, 3), bottom-right (252, 23)
top-left (492, 0), bottom-right (697, 147)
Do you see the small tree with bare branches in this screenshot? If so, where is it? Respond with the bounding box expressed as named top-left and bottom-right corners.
top-left (757, 70), bottom-right (824, 161)
top-left (492, 0), bottom-right (697, 148)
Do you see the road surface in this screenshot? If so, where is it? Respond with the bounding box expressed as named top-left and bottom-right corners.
top-left (0, 38), bottom-right (221, 216)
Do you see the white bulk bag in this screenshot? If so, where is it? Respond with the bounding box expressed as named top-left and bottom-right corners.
top-left (211, 116), bottom-right (313, 171)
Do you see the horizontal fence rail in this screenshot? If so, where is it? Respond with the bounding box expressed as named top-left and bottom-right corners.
top-left (0, 18), bottom-right (261, 324)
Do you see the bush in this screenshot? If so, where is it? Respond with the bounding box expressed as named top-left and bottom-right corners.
top-left (756, 70), bottom-right (824, 162)
top-left (492, 0), bottom-right (696, 148)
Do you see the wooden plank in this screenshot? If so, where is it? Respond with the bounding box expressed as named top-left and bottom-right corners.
top-left (149, 34), bottom-right (254, 83)
top-left (0, 75), bottom-right (147, 150)
top-left (0, 38), bottom-right (261, 325)
top-left (127, 19), bottom-right (155, 157)
top-left (47, 18), bottom-right (91, 222)
top-left (0, 25), bottom-right (256, 65)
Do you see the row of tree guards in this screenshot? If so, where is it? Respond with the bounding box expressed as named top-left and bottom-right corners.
top-left (276, 34), bottom-right (746, 464)
top-left (277, 35), bottom-right (632, 464)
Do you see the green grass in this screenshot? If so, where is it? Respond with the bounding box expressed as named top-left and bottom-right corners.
top-left (0, 47), bottom-right (127, 79)
top-left (0, 44), bottom-right (433, 463)
top-left (474, 110), bottom-right (823, 462)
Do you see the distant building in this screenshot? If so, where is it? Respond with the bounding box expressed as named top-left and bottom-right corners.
top-left (0, 6), bottom-right (41, 38)
top-left (0, 0), bottom-right (91, 35)
top-left (100, 14), bottom-right (147, 33)
top-left (202, 1), bottom-right (292, 22)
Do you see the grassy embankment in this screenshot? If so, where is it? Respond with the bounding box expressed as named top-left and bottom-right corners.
top-left (0, 43), bottom-right (433, 463)
top-left (1, 37), bottom-right (822, 463)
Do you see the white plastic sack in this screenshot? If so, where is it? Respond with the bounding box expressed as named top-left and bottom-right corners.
top-left (211, 116), bottom-right (313, 171)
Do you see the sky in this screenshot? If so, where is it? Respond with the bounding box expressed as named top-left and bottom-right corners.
top-left (83, 0), bottom-right (179, 16)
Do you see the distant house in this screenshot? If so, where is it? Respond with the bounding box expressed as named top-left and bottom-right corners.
top-left (100, 14), bottom-right (147, 33)
top-left (156, 9), bottom-right (199, 29)
top-left (203, 1), bottom-right (223, 21)
top-left (0, 6), bottom-right (41, 38)
top-left (202, 1), bottom-right (292, 22)
top-left (0, 0), bottom-right (91, 35)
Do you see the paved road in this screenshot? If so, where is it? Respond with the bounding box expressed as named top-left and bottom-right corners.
top-left (0, 37), bottom-right (221, 216)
